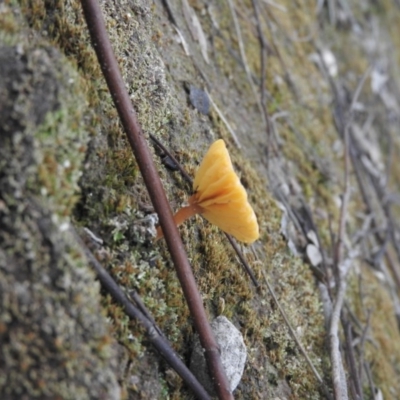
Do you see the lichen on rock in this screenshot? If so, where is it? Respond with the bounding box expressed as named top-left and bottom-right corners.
top-left (0, 11), bottom-right (120, 399)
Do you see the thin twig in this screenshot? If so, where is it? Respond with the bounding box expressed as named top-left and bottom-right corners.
top-left (162, 0), bottom-right (210, 87)
top-left (260, 6), bottom-right (299, 100)
top-left (129, 290), bottom-right (163, 335)
top-left (329, 278), bottom-right (348, 400)
top-left (336, 63), bottom-right (400, 297)
top-left (71, 226), bottom-right (211, 400)
top-left (343, 319), bottom-right (363, 400)
top-left (349, 144), bottom-right (400, 325)
top-left (328, 139), bottom-right (349, 400)
top-left (330, 68), bottom-right (370, 400)
top-left (363, 361), bottom-right (378, 400)
top-left (226, 0), bottom-right (266, 125)
top-left (251, 0), bottom-right (275, 162)
top-left (350, 145), bottom-right (400, 292)
top-left (357, 310), bottom-right (372, 390)
top-left (362, 144), bottom-right (400, 291)
top-left (226, 236), bottom-right (259, 288)
top-left (206, 89), bottom-right (242, 148)
top-left (260, 269), bottom-right (333, 399)
top-left (79, 2), bottom-right (232, 398)
top-left (261, 0), bottom-right (287, 12)
top-left (251, 0), bottom-right (266, 112)
top-left (149, 133), bottom-right (193, 183)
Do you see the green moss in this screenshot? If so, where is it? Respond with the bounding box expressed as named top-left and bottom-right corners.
top-left (0, 4), bottom-right (120, 398)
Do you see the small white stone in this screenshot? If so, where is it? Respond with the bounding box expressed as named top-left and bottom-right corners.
top-left (306, 230), bottom-right (319, 247)
top-left (321, 49), bottom-right (338, 77)
top-left (306, 244), bottom-right (322, 267)
top-left (190, 316), bottom-right (247, 395)
top-left (371, 68), bottom-right (388, 94)
top-left (59, 221), bottom-right (70, 232)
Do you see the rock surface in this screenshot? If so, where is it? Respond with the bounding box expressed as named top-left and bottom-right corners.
top-left (0, 31), bottom-right (120, 400)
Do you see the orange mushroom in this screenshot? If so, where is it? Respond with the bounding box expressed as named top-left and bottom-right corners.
top-left (156, 139), bottom-right (259, 243)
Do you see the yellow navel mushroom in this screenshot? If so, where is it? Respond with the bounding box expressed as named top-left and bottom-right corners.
top-left (157, 139), bottom-right (259, 243)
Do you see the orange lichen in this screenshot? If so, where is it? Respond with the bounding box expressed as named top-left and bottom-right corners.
top-left (157, 139), bottom-right (259, 243)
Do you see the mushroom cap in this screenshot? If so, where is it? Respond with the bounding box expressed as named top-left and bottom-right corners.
top-left (192, 139), bottom-right (259, 243)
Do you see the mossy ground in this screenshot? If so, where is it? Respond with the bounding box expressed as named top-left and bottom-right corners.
top-left (3, 0), bottom-right (400, 398)
top-left (0, 4), bottom-right (120, 398)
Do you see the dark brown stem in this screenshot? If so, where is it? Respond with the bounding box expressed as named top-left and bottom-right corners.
top-left (156, 199), bottom-right (203, 240)
top-left (71, 227), bottom-right (211, 400)
top-left (251, 0), bottom-right (273, 159)
top-left (343, 318), bottom-right (364, 400)
top-left (79, 1), bottom-right (233, 399)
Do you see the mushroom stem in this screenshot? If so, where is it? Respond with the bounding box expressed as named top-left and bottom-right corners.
top-left (155, 196), bottom-right (203, 240)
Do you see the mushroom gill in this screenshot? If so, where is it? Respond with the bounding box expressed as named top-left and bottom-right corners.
top-left (156, 139), bottom-right (259, 243)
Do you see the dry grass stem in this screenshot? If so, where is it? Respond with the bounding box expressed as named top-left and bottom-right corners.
top-left (260, 268), bottom-right (332, 399)
top-left (329, 68), bottom-right (371, 400)
top-left (206, 89), bottom-right (242, 148)
top-left (226, 0), bottom-right (266, 124)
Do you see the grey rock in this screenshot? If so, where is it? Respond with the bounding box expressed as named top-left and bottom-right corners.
top-left (0, 22), bottom-right (120, 400)
top-left (189, 85), bottom-right (210, 115)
